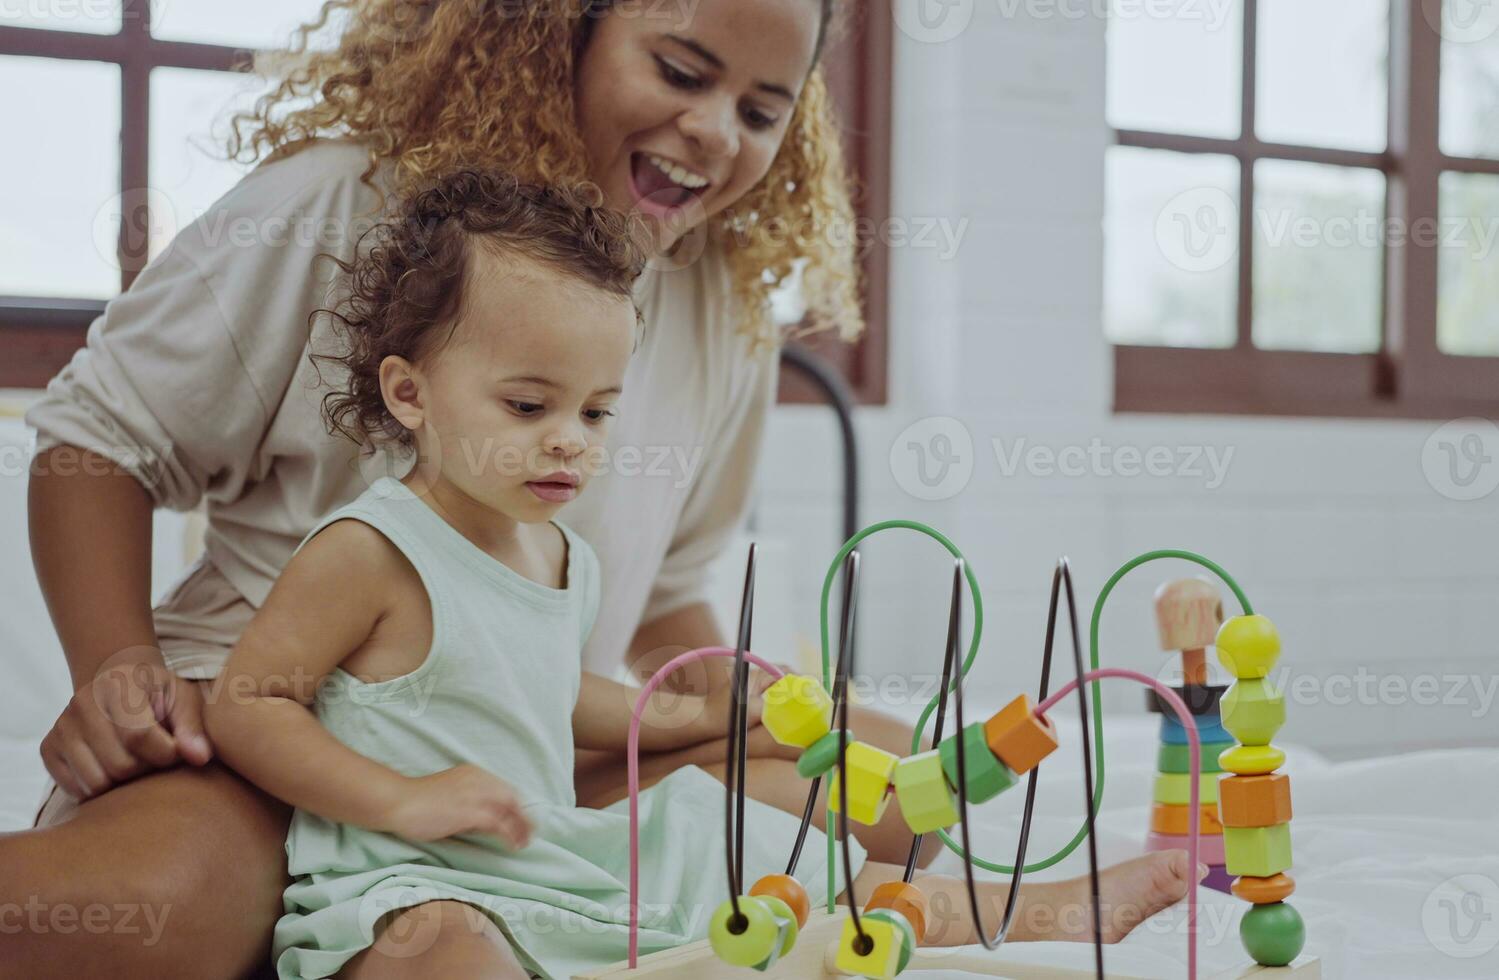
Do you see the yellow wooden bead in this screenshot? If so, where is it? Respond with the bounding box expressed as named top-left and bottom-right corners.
top-left (828, 740), bottom-right (900, 825)
top-left (1219, 744), bottom-right (1286, 775)
top-left (1152, 772), bottom-right (1220, 806)
top-left (836, 910), bottom-right (905, 978)
top-left (1215, 615), bottom-right (1281, 679)
top-left (708, 897), bottom-right (779, 967)
top-left (892, 750), bottom-right (959, 835)
top-left (1220, 679), bottom-right (1286, 746)
top-left (1224, 823), bottom-right (1293, 878)
top-left (761, 674), bottom-right (833, 749)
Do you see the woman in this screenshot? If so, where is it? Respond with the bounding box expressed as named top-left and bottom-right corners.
top-left (4, 1), bottom-right (1197, 976)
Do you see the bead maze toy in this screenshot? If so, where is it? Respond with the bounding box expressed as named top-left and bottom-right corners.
top-left (576, 523), bottom-right (1320, 979)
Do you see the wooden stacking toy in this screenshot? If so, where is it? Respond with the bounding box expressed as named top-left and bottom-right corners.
top-left (1146, 578), bottom-right (1234, 892)
top-left (1216, 613), bottom-right (1306, 968)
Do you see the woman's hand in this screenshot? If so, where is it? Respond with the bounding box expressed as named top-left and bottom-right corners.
top-left (39, 652), bottom-right (213, 800)
top-left (701, 660), bottom-right (796, 739)
top-left (386, 764), bottom-right (533, 849)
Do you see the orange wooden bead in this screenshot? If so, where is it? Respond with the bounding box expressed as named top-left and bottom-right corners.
top-left (982, 695), bottom-right (1059, 775)
top-left (1150, 802), bottom-right (1224, 836)
top-left (1232, 872), bottom-right (1296, 904)
top-left (1218, 773), bottom-right (1293, 828)
top-left (749, 873), bottom-right (810, 929)
top-left (864, 880), bottom-right (928, 944)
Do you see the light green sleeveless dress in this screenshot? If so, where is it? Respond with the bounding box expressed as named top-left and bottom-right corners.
top-left (272, 477), bottom-right (866, 979)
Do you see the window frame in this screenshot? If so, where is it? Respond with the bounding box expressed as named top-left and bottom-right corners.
top-left (0, 2), bottom-right (892, 403)
top-left (1111, 0), bottom-right (1499, 420)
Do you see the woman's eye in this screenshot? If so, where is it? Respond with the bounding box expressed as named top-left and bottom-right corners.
top-left (508, 401), bottom-right (543, 416)
top-left (742, 105), bottom-right (778, 131)
top-left (655, 56), bottom-right (703, 90)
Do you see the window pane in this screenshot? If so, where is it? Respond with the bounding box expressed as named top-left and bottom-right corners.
top-left (151, 0), bottom-right (342, 50)
top-left (1256, 0), bottom-right (1389, 152)
top-left (0, 56), bottom-right (120, 299)
top-left (1105, 147), bottom-right (1239, 348)
top-left (1441, 17), bottom-right (1499, 159)
top-left (1438, 172), bottom-right (1499, 355)
top-left (3, 0), bottom-right (120, 34)
top-left (149, 68), bottom-right (268, 260)
top-left (1252, 160), bottom-right (1384, 353)
top-left (1106, 0), bottom-right (1243, 138)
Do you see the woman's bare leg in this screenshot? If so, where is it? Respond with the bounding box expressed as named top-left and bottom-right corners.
top-left (338, 900), bottom-right (529, 980)
top-left (0, 759), bottom-right (291, 980)
top-left (842, 851), bottom-right (1205, 946)
top-left (574, 701), bottom-right (940, 868)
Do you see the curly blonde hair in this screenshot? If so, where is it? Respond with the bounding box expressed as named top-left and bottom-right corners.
top-left (227, 0), bottom-right (864, 353)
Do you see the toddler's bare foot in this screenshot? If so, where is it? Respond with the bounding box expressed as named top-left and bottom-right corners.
top-left (916, 849), bottom-right (1206, 947)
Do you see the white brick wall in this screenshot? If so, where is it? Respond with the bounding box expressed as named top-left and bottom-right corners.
top-left (743, 5), bottom-right (1499, 760)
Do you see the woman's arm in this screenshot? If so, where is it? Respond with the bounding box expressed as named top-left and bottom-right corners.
top-left (202, 520), bottom-right (414, 830)
top-left (572, 670), bottom-right (732, 753)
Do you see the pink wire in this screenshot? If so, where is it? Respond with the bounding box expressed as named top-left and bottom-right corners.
top-left (626, 647), bottom-right (786, 966)
top-left (1036, 667), bottom-right (1203, 980)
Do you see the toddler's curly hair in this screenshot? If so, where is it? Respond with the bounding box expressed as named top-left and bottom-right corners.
top-left (314, 169), bottom-right (648, 448)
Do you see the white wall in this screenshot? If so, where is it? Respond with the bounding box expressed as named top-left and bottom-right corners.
top-left (750, 4), bottom-right (1499, 761)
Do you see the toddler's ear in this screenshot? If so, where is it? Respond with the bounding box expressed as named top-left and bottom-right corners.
top-left (378, 355), bottom-right (425, 432)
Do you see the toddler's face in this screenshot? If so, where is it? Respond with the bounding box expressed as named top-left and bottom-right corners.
top-left (390, 248), bottom-right (635, 523)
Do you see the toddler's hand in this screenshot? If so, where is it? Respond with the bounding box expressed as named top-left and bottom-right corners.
top-left (388, 764), bottom-right (533, 849)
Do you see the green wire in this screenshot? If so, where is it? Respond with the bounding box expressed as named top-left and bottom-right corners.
top-left (814, 531), bottom-right (1254, 907)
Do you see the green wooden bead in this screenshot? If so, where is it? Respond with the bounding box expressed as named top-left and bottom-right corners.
top-left (893, 749), bottom-right (959, 834)
top-left (708, 896), bottom-right (779, 967)
top-left (1224, 823), bottom-right (1293, 877)
top-left (1152, 772), bottom-right (1220, 805)
top-left (1240, 901), bottom-right (1305, 967)
top-left (797, 730), bottom-right (844, 780)
top-left (864, 907), bottom-right (917, 974)
top-left (751, 895), bottom-right (798, 968)
top-left (1216, 615), bottom-right (1281, 679)
top-left (1221, 679), bottom-right (1286, 747)
top-left (938, 723), bottom-right (1017, 805)
top-left (1158, 740), bottom-right (1235, 774)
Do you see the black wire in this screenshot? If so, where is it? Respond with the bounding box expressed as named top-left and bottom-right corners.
top-left (832, 550), bottom-right (869, 947)
top-left (1056, 559), bottom-right (1104, 978)
top-left (901, 585), bottom-right (960, 882)
top-left (723, 543), bottom-right (757, 924)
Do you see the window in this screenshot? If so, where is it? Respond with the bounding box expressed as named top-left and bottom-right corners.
top-left (0, 4), bottom-right (892, 404)
top-left (1107, 0), bottom-right (1499, 418)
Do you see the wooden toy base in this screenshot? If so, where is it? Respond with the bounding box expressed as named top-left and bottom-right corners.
top-left (572, 908), bottom-right (1322, 979)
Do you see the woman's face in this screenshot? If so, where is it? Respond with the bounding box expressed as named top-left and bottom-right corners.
top-left (574, 0), bottom-right (822, 250)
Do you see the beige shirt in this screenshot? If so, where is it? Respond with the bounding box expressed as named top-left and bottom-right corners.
top-left (25, 139), bottom-right (777, 679)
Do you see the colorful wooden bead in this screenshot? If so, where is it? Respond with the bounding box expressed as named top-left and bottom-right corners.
top-left (749, 873), bottom-right (810, 929)
top-left (1218, 773), bottom-right (1293, 828)
top-left (750, 894), bottom-right (798, 967)
top-left (1146, 830), bottom-right (1225, 864)
top-left (1232, 872), bottom-right (1296, 905)
top-left (1223, 824), bottom-right (1293, 878)
top-left (1215, 615), bottom-right (1281, 679)
top-left (939, 724), bottom-right (1017, 804)
top-left (708, 896), bottom-right (780, 967)
top-left (1157, 739), bottom-right (1235, 774)
top-left (1153, 772), bottom-right (1220, 806)
top-left (761, 674), bottom-right (833, 749)
top-left (1220, 679), bottom-right (1286, 747)
top-left (864, 908), bottom-right (917, 974)
top-left (1150, 802), bottom-right (1224, 836)
top-left (892, 750), bottom-right (959, 835)
top-left (835, 908), bottom-right (906, 978)
top-left (1154, 578), bottom-right (1223, 651)
top-left (1219, 743), bottom-right (1286, 775)
top-left (865, 880), bottom-right (929, 945)
top-left (982, 694), bottom-right (1059, 774)
top-left (796, 730), bottom-right (842, 780)
top-left (1145, 683), bottom-right (1227, 716)
top-left (1160, 713), bottom-right (1231, 745)
top-left (828, 740), bottom-right (900, 825)
top-left (1239, 900), bottom-right (1306, 967)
